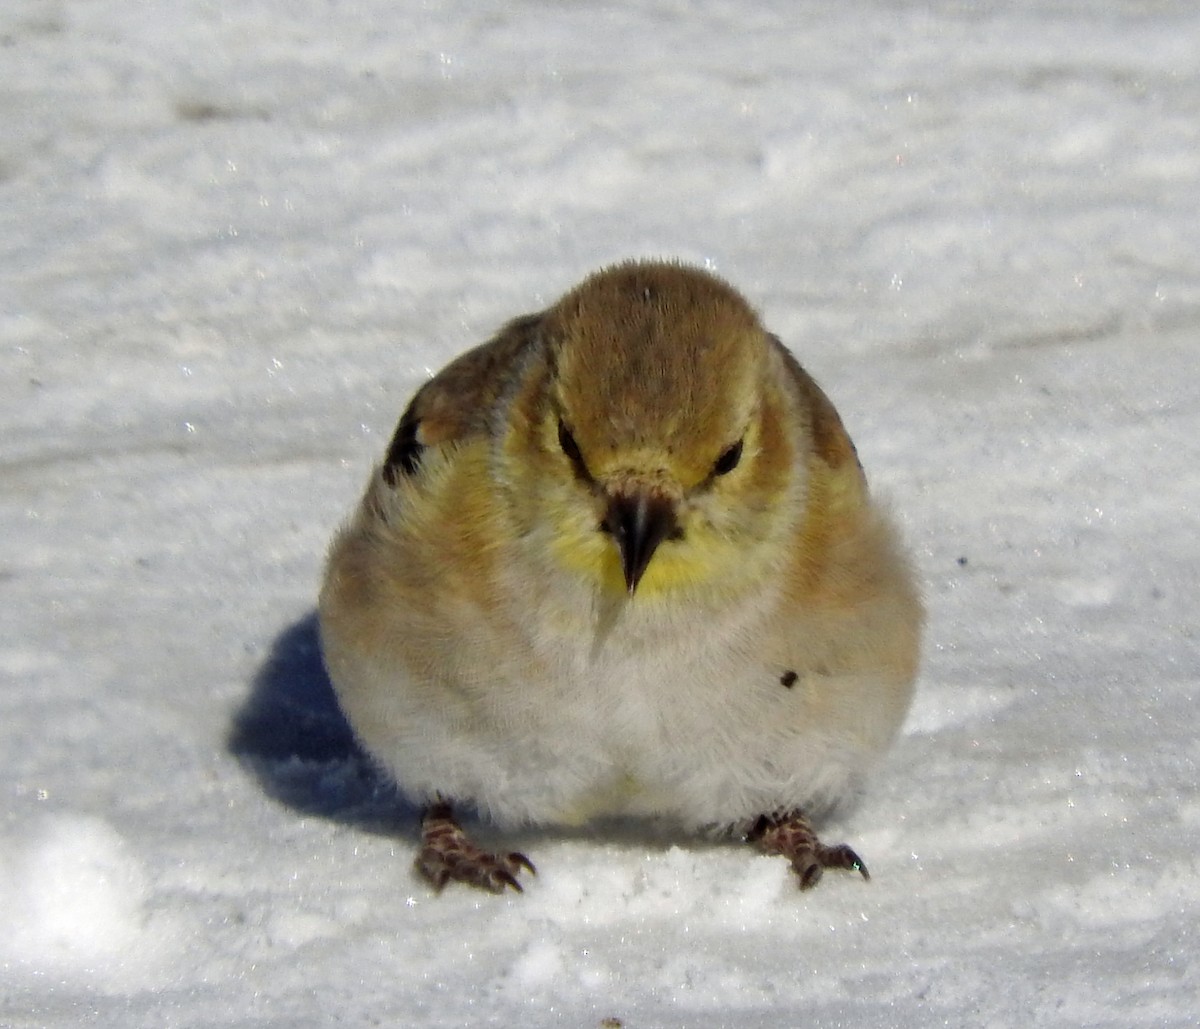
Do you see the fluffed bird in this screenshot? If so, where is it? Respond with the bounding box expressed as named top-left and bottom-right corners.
top-left (318, 260), bottom-right (922, 893)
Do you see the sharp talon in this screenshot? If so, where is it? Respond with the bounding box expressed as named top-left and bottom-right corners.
top-left (818, 843), bottom-right (870, 881)
top-left (494, 870), bottom-right (523, 893)
top-left (845, 851), bottom-right (871, 881)
top-left (510, 852), bottom-right (536, 876)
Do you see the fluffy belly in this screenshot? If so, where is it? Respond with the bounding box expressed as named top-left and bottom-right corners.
top-left (374, 655), bottom-right (876, 833)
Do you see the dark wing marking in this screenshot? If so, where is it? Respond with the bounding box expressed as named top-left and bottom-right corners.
top-left (382, 407), bottom-right (423, 486)
top-left (380, 313), bottom-right (544, 485)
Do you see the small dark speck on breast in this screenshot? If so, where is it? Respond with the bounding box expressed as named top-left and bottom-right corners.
top-left (780, 670), bottom-right (798, 688)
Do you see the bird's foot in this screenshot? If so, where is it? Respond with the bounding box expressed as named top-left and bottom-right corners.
top-left (747, 810), bottom-right (870, 890)
top-left (416, 802), bottom-right (535, 894)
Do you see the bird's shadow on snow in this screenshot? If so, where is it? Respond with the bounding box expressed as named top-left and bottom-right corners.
top-left (227, 610), bottom-right (421, 835)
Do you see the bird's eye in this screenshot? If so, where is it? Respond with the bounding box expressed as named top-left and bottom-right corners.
top-left (713, 439), bottom-right (744, 476)
top-left (558, 420), bottom-right (589, 478)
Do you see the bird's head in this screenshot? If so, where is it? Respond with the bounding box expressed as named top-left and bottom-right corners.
top-left (500, 260), bottom-right (805, 600)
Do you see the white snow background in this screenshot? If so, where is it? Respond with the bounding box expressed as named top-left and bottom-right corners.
top-left (2, 0), bottom-right (1198, 1025)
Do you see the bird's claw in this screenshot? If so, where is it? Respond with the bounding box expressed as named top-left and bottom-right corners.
top-left (748, 811), bottom-right (869, 890)
top-left (416, 803), bottom-right (536, 894)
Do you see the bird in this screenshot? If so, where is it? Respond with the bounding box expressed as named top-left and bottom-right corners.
top-left (318, 259), bottom-right (922, 893)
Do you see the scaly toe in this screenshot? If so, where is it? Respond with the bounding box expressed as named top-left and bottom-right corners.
top-left (748, 809), bottom-right (871, 890)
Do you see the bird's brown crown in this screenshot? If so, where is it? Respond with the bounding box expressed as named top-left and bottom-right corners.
top-left (543, 261), bottom-right (766, 489)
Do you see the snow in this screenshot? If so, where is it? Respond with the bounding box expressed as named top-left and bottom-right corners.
top-left (2, 0), bottom-right (1198, 1024)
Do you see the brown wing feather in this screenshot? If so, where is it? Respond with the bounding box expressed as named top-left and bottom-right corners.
top-left (768, 335), bottom-right (864, 481)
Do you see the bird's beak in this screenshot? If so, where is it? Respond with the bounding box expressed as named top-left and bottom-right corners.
top-left (603, 492), bottom-right (679, 595)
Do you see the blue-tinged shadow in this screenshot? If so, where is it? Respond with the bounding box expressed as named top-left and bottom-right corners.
top-left (227, 610), bottom-right (419, 832)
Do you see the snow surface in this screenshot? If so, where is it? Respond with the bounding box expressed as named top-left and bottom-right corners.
top-left (3, 0), bottom-right (1199, 1025)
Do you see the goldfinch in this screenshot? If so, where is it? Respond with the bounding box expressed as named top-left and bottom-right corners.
top-left (318, 260), bottom-right (922, 893)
